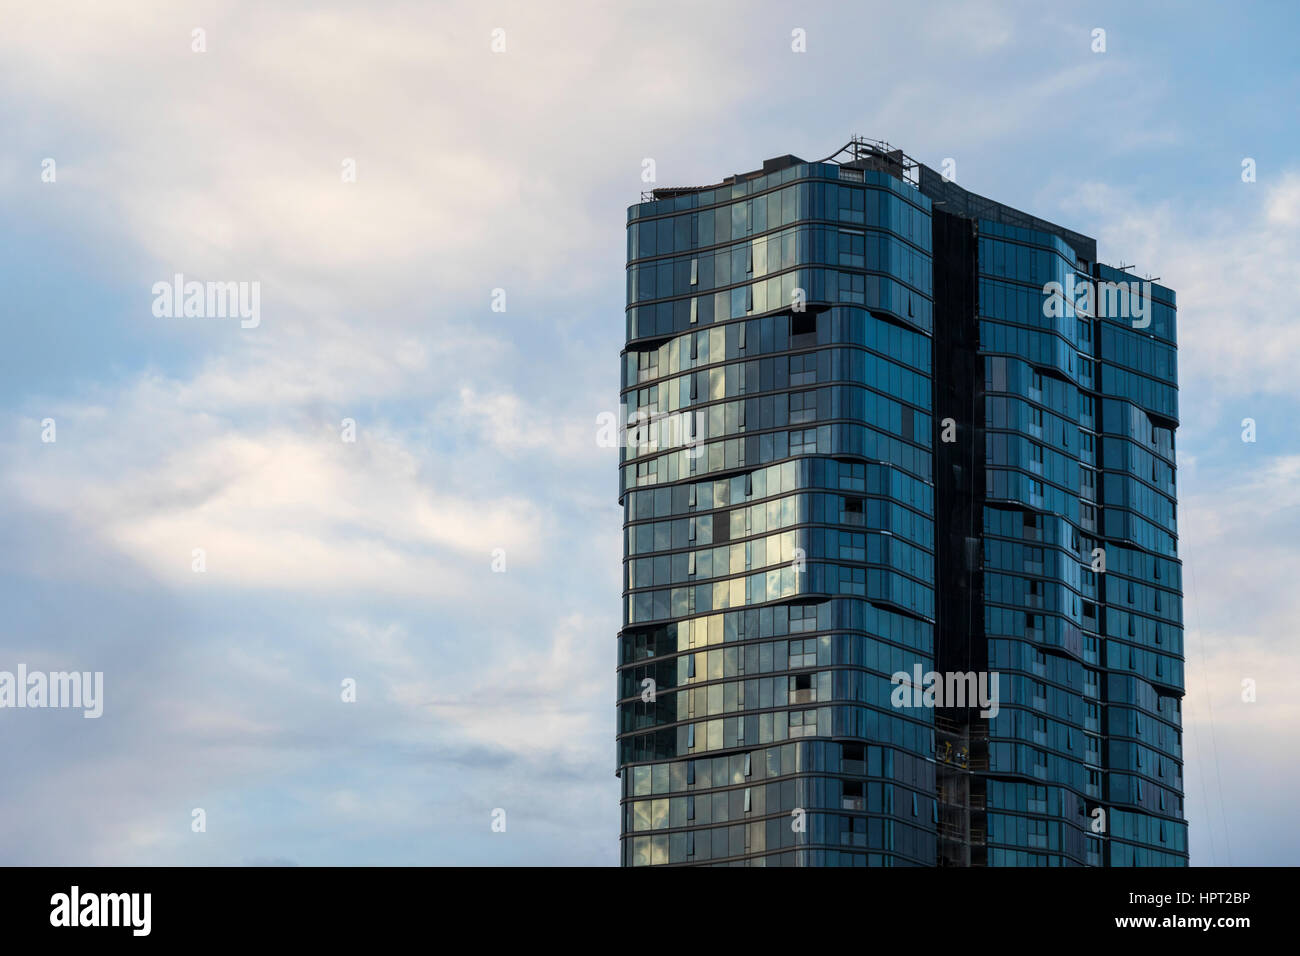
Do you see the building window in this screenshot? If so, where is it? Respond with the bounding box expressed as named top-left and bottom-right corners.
top-left (790, 390), bottom-right (815, 424)
top-left (790, 352), bottom-right (816, 386)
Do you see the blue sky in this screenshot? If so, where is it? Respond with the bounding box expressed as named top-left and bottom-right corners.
top-left (0, 0), bottom-right (1296, 865)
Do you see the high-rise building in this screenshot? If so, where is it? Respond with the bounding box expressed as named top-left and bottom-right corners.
top-left (617, 139), bottom-right (1186, 866)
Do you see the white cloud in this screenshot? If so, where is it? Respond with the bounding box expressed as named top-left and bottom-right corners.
top-left (5, 384), bottom-right (545, 595)
top-left (1265, 171), bottom-right (1300, 226)
top-left (0, 0), bottom-right (763, 316)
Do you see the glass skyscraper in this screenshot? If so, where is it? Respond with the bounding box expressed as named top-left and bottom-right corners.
top-left (617, 140), bottom-right (1185, 866)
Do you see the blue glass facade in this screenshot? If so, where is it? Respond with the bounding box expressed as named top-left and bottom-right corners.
top-left (617, 143), bottom-right (1185, 866)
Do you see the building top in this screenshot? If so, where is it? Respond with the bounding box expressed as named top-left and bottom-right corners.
top-left (631, 137), bottom-right (1172, 308)
top-left (639, 137), bottom-right (913, 202)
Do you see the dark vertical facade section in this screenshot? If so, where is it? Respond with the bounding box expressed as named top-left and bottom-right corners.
top-left (929, 209), bottom-right (987, 865)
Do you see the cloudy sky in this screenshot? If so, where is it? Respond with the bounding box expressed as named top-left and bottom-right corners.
top-left (0, 0), bottom-right (1295, 866)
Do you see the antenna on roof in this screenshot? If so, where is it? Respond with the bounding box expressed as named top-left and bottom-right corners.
top-left (818, 136), bottom-right (918, 187)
